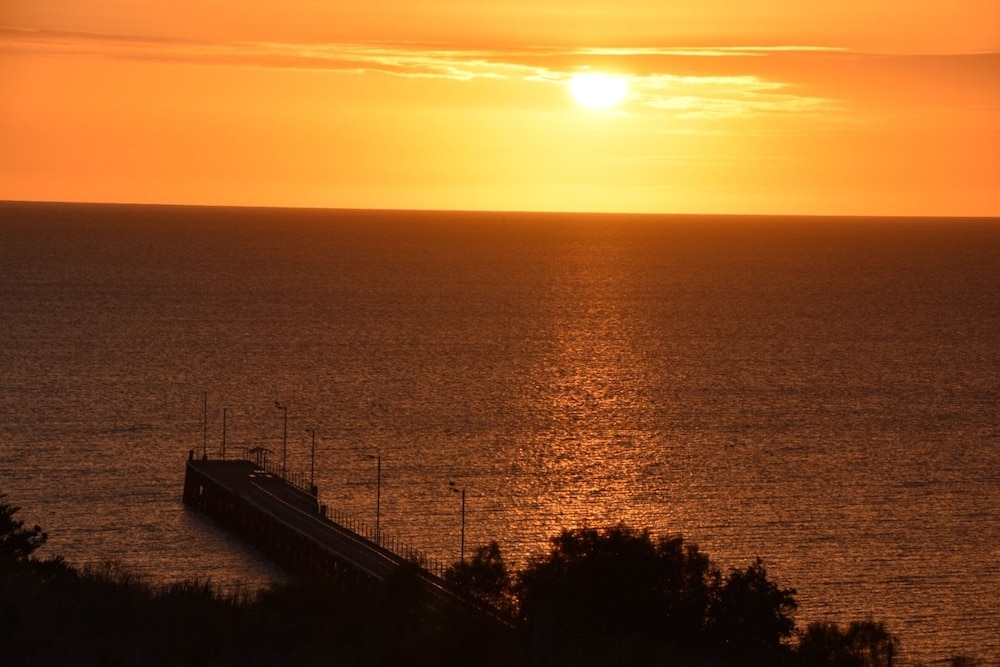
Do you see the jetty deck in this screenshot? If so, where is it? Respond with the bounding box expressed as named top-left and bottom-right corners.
top-left (182, 450), bottom-right (515, 633)
top-left (183, 453), bottom-right (444, 586)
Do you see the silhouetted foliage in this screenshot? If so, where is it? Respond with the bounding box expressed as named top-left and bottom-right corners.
top-left (0, 494), bottom-right (47, 564)
top-left (0, 485), bottom-right (522, 667)
top-left (797, 619), bottom-right (897, 667)
top-left (8, 492), bottom-right (958, 667)
top-left (444, 540), bottom-right (514, 617)
top-left (516, 523), bottom-right (761, 664)
top-left (1, 556), bottom-right (520, 667)
top-left (708, 557), bottom-right (798, 665)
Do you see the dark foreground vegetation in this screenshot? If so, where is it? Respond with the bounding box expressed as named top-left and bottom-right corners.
top-left (0, 493), bottom-right (976, 666)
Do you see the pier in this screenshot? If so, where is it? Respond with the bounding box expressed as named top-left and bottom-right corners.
top-left (183, 450), bottom-right (453, 592)
top-left (182, 450), bottom-right (516, 659)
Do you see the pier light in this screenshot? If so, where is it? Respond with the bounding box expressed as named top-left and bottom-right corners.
top-left (274, 401), bottom-right (287, 477)
top-left (305, 428), bottom-right (317, 493)
top-left (202, 392), bottom-right (208, 459)
top-left (449, 481), bottom-right (466, 564)
top-left (367, 455), bottom-right (382, 543)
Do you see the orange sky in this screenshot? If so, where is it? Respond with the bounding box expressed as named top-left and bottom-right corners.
top-left (2, 1), bottom-right (998, 215)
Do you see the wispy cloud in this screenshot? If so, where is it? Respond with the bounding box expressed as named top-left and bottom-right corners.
top-left (578, 45), bottom-right (849, 57)
top-left (633, 74), bottom-right (833, 118)
top-left (0, 28), bottom-right (540, 79)
top-left (1, 27), bottom-right (841, 117)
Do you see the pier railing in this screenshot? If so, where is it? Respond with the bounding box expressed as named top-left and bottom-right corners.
top-left (211, 447), bottom-right (315, 495)
top-left (197, 448), bottom-right (451, 580)
top-left (321, 506), bottom-right (449, 580)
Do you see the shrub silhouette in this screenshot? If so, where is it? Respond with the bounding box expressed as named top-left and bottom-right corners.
top-left (708, 557), bottom-right (798, 665)
top-left (0, 494), bottom-right (47, 564)
top-left (515, 523), bottom-right (789, 664)
top-left (444, 540), bottom-right (514, 617)
top-left (797, 619), bottom-right (897, 667)
top-left (7, 492), bottom-right (939, 667)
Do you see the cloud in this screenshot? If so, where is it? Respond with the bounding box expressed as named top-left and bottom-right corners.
top-left (632, 73), bottom-right (834, 118)
top-left (1, 27), bottom-right (841, 117)
top-left (0, 28), bottom-right (540, 79)
top-left (579, 45), bottom-right (848, 57)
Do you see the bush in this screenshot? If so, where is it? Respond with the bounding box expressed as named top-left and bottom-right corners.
top-left (8, 491), bottom-right (923, 667)
top-left (0, 494), bottom-right (47, 565)
top-left (514, 523), bottom-right (796, 665)
top-left (444, 540), bottom-right (514, 617)
top-left (708, 558), bottom-right (798, 665)
top-left (797, 619), bottom-right (897, 667)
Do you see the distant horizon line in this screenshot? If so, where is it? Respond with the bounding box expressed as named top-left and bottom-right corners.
top-left (2, 198), bottom-right (998, 222)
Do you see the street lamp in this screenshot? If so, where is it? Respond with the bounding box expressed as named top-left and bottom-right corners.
top-left (449, 481), bottom-right (465, 563)
top-left (367, 455), bottom-right (381, 544)
top-left (274, 401), bottom-right (287, 477)
top-left (202, 392), bottom-right (208, 459)
top-left (305, 428), bottom-right (316, 492)
top-left (221, 407), bottom-right (228, 459)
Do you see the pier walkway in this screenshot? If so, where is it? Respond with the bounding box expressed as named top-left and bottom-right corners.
top-left (183, 453), bottom-right (453, 595)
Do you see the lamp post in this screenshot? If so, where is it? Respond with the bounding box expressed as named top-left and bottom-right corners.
top-left (305, 428), bottom-right (316, 493)
top-left (367, 455), bottom-right (381, 544)
top-left (202, 392), bottom-right (208, 459)
top-left (274, 402), bottom-right (287, 477)
top-left (449, 481), bottom-right (465, 563)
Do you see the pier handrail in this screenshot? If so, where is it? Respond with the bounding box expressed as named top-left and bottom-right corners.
top-left (194, 448), bottom-right (450, 579)
top-left (244, 480), bottom-right (398, 581)
top-left (322, 506), bottom-right (449, 580)
top-left (186, 455), bottom-right (512, 627)
top-left (243, 477), bottom-right (454, 602)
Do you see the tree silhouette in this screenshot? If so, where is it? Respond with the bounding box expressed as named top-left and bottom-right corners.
top-left (797, 619), bottom-right (897, 667)
top-left (444, 540), bottom-right (514, 617)
top-left (516, 523), bottom-right (721, 663)
top-left (0, 489), bottom-right (924, 667)
top-left (708, 557), bottom-right (798, 665)
top-left (0, 493), bottom-right (47, 565)
top-left (514, 524), bottom-right (803, 665)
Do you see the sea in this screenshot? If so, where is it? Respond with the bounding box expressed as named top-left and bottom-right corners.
top-left (1, 201), bottom-right (997, 665)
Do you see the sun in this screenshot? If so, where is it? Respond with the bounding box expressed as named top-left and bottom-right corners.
top-left (569, 72), bottom-right (629, 110)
